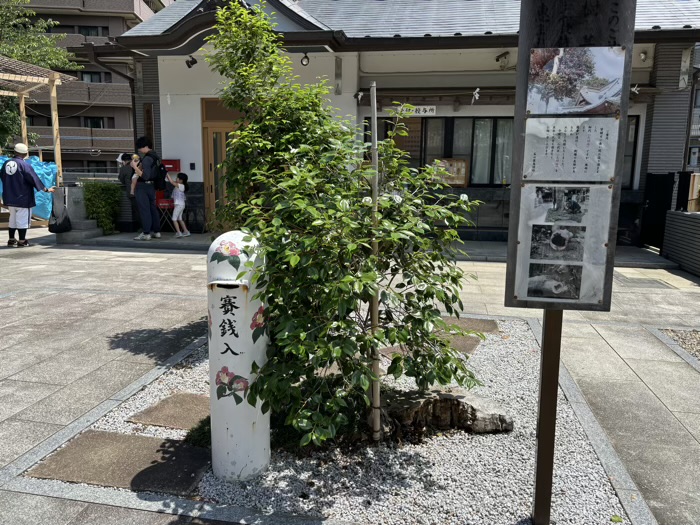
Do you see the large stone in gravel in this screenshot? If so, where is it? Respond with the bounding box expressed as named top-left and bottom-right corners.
top-left (27, 430), bottom-right (210, 496)
top-left (384, 389), bottom-right (513, 433)
top-left (128, 393), bottom-right (210, 430)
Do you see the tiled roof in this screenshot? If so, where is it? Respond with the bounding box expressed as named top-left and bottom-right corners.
top-left (123, 0), bottom-right (202, 37)
top-left (121, 0), bottom-right (700, 39)
top-left (296, 0), bottom-right (700, 38)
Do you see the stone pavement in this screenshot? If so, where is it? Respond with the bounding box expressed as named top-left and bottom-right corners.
top-left (0, 229), bottom-right (227, 525)
top-left (0, 228), bottom-right (699, 524)
top-left (459, 261), bottom-right (700, 525)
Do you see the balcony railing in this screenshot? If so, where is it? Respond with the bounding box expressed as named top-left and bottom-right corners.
top-left (53, 34), bottom-right (111, 49)
top-left (29, 126), bottom-right (133, 153)
top-left (30, 0), bottom-right (155, 21)
top-left (31, 83), bottom-right (132, 106)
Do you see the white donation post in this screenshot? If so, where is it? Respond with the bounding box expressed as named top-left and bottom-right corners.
top-left (207, 231), bottom-right (269, 481)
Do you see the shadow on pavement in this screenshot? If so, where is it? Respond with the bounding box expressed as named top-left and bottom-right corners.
top-left (108, 317), bottom-right (207, 364)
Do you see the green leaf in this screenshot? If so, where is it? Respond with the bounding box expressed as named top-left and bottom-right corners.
top-left (300, 432), bottom-right (312, 447)
top-left (252, 326), bottom-right (265, 344)
top-left (216, 385), bottom-right (227, 400)
top-left (359, 374), bottom-right (370, 391)
top-left (228, 255), bottom-right (241, 270)
top-left (289, 254), bottom-right (300, 267)
top-left (610, 516), bottom-right (623, 523)
top-left (232, 392), bottom-right (243, 405)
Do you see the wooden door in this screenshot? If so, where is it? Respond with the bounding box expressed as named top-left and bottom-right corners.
top-left (203, 127), bottom-right (232, 219)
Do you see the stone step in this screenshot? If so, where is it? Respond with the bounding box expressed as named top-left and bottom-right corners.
top-left (71, 219), bottom-right (98, 230)
top-left (56, 228), bottom-right (103, 244)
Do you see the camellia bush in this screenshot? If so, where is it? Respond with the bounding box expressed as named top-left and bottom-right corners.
top-left (207, 1), bottom-right (480, 446)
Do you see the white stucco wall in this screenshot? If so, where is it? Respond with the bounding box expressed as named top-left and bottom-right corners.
top-left (158, 46), bottom-right (650, 187)
top-left (158, 51), bottom-right (359, 183)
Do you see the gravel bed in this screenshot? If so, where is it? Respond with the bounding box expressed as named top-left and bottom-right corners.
top-left (662, 329), bottom-right (700, 361)
top-left (91, 344), bottom-right (209, 440)
top-left (198, 320), bottom-right (630, 525)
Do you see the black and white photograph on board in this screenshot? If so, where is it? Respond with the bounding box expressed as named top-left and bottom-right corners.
top-left (527, 47), bottom-right (624, 115)
top-left (527, 263), bottom-right (583, 300)
top-left (543, 187), bottom-right (590, 223)
top-left (530, 225), bottom-right (586, 261)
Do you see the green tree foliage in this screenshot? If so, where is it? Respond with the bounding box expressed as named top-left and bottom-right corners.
top-left (0, 0), bottom-right (79, 147)
top-left (530, 47), bottom-right (595, 107)
top-left (207, 1), bottom-right (480, 447)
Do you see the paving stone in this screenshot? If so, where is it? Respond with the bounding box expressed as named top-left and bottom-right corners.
top-left (0, 349), bottom-right (48, 380)
top-left (0, 419), bottom-right (62, 467)
top-left (449, 335), bottom-right (482, 355)
top-left (67, 504), bottom-right (189, 525)
top-left (10, 346), bottom-right (118, 385)
top-left (593, 325), bottom-right (685, 362)
top-left (626, 359), bottom-right (700, 413)
top-left (577, 378), bottom-right (697, 449)
top-left (14, 361), bottom-right (153, 425)
top-left (129, 393), bottom-right (210, 430)
top-left (560, 322), bottom-right (599, 338)
top-left (446, 317), bottom-right (499, 334)
top-left (612, 442), bottom-right (700, 525)
top-left (28, 430), bottom-right (211, 496)
top-left (561, 337), bottom-right (638, 381)
top-left (0, 490), bottom-right (88, 525)
top-left (673, 412), bottom-right (700, 444)
top-left (0, 379), bottom-right (61, 422)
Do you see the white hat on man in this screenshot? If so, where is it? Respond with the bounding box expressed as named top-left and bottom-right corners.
top-left (14, 143), bottom-right (28, 155)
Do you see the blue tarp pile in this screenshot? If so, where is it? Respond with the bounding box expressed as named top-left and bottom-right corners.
top-left (0, 155), bottom-right (57, 219)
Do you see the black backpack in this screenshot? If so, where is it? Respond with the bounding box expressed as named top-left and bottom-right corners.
top-left (144, 151), bottom-right (167, 191)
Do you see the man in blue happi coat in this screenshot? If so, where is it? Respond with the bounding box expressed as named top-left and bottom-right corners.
top-left (0, 143), bottom-right (55, 247)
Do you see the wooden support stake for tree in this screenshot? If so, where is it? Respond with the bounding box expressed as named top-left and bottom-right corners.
top-left (370, 81), bottom-right (381, 442)
top-left (49, 72), bottom-right (63, 187)
top-left (18, 93), bottom-right (28, 146)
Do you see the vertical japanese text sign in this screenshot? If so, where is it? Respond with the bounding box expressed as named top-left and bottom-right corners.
top-left (207, 231), bottom-right (270, 481)
top-left (505, 1), bottom-right (637, 312)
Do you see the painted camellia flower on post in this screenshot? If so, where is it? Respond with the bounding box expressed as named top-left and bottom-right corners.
top-left (215, 365), bottom-right (250, 404)
top-left (210, 240), bottom-right (243, 270)
top-left (250, 305), bottom-right (266, 343)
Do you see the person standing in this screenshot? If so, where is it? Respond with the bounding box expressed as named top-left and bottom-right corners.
top-left (130, 136), bottom-right (161, 240)
top-left (117, 152), bottom-right (140, 229)
top-left (0, 143), bottom-right (55, 247)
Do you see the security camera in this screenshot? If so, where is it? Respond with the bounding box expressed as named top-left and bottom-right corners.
top-left (495, 51), bottom-right (510, 63)
top-left (185, 55), bottom-right (198, 69)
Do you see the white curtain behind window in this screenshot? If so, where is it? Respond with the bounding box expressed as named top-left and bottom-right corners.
top-left (494, 119), bottom-right (514, 185)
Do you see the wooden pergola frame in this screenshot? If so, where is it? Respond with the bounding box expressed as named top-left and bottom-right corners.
top-left (0, 56), bottom-right (77, 186)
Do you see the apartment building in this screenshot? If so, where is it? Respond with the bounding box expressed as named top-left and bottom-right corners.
top-left (26, 0), bottom-right (174, 181)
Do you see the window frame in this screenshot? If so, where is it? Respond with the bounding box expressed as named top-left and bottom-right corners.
top-left (78, 26), bottom-right (100, 37)
top-left (84, 116), bottom-right (104, 129)
top-left (622, 115), bottom-right (640, 190)
top-left (420, 116), bottom-right (515, 187)
top-left (81, 72), bottom-right (102, 83)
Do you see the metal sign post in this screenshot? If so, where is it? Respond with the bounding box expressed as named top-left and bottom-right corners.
top-left (506, 1), bottom-right (637, 523)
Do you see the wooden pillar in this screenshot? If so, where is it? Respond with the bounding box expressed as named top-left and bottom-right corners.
top-left (18, 93), bottom-right (28, 146)
top-left (49, 72), bottom-right (63, 186)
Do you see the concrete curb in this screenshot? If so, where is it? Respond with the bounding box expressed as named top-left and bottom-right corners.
top-left (644, 326), bottom-right (700, 375)
top-left (525, 318), bottom-right (659, 525)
